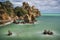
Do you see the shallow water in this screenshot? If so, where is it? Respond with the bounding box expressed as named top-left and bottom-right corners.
top-left (0, 16), bottom-right (60, 40)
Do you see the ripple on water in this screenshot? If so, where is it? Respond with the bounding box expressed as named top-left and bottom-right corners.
top-left (3, 32), bottom-right (16, 37)
top-left (36, 30), bottom-right (60, 38)
top-left (17, 21), bottom-right (41, 25)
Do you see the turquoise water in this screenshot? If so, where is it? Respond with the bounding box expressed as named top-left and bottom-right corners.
top-left (42, 13), bottom-right (60, 16)
top-left (0, 16), bottom-right (60, 40)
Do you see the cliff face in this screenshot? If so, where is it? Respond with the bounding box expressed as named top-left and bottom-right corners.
top-left (0, 10), bottom-right (8, 20)
top-left (0, 1), bottom-right (41, 24)
top-left (0, 1), bottom-right (14, 24)
top-left (0, 9), bottom-right (12, 24)
top-left (14, 2), bottom-right (41, 23)
top-left (22, 2), bottom-right (41, 23)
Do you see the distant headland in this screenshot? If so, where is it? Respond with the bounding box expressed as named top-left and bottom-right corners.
top-left (0, 0), bottom-right (41, 25)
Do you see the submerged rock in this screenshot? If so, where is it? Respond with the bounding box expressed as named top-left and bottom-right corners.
top-left (47, 30), bottom-right (53, 35)
top-left (7, 30), bottom-right (12, 36)
top-left (43, 30), bottom-right (53, 35)
top-left (43, 30), bottom-right (48, 35)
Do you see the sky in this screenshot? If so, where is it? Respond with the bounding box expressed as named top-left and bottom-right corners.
top-left (0, 0), bottom-right (60, 13)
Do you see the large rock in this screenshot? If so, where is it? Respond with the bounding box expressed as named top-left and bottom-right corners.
top-left (0, 9), bottom-right (12, 24)
top-left (24, 14), bottom-right (29, 23)
top-left (24, 14), bottom-right (36, 23)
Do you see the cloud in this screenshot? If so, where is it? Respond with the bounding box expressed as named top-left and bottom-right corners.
top-left (1, 0), bottom-right (60, 13)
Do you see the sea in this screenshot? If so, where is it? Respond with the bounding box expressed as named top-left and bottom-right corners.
top-left (0, 13), bottom-right (60, 40)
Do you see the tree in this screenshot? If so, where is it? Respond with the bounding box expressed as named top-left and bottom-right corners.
top-left (14, 6), bottom-right (28, 17)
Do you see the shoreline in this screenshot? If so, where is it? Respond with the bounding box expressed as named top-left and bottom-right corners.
top-left (0, 20), bottom-right (13, 26)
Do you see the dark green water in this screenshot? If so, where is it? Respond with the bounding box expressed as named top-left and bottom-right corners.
top-left (0, 16), bottom-right (60, 40)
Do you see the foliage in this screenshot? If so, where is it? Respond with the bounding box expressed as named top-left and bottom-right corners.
top-left (0, 0), bottom-right (14, 16)
top-left (0, 1), bottom-right (40, 18)
top-left (14, 6), bottom-right (28, 17)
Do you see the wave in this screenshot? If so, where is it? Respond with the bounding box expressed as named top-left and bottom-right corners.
top-left (0, 20), bottom-right (13, 26)
top-left (36, 30), bottom-right (60, 37)
top-left (17, 23), bottom-right (33, 25)
top-left (17, 21), bottom-right (41, 25)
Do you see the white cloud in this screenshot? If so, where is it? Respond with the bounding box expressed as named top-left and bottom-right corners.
top-left (9, 0), bottom-right (60, 13)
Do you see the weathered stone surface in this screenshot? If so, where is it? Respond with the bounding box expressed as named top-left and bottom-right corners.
top-left (0, 1), bottom-right (41, 24)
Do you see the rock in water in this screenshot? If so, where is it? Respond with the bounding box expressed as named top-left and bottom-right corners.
top-left (47, 31), bottom-right (53, 35)
top-left (43, 30), bottom-right (48, 35)
top-left (43, 30), bottom-right (53, 35)
top-left (7, 30), bottom-right (12, 36)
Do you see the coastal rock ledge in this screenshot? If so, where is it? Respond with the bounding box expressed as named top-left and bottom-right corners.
top-left (14, 2), bottom-right (41, 24)
top-left (0, 1), bottom-right (41, 25)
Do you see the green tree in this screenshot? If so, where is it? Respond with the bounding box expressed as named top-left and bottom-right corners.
top-left (14, 6), bottom-right (28, 17)
top-left (3, 0), bottom-right (14, 16)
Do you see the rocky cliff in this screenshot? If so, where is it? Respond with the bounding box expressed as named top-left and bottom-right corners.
top-left (0, 1), bottom-right (14, 24)
top-left (0, 1), bottom-right (41, 24)
top-left (22, 2), bottom-right (41, 23)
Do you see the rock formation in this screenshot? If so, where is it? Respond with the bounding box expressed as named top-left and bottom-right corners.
top-left (0, 1), bottom-right (41, 24)
top-left (0, 1), bottom-right (14, 24)
top-left (22, 2), bottom-right (41, 23)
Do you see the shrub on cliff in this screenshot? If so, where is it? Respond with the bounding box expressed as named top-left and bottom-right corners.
top-left (14, 6), bottom-right (28, 17)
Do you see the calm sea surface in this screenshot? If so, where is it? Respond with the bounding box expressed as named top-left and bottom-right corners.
top-left (0, 16), bottom-right (60, 40)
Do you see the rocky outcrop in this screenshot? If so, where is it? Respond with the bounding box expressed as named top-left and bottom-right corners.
top-left (14, 2), bottom-right (41, 23)
top-left (23, 14), bottom-right (36, 23)
top-left (22, 2), bottom-right (41, 23)
top-left (0, 1), bottom-right (15, 24)
top-left (0, 1), bottom-right (41, 24)
top-left (0, 9), bottom-right (12, 24)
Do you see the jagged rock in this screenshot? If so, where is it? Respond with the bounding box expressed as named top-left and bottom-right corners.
top-left (0, 1), bottom-right (15, 24)
top-left (7, 30), bottom-right (12, 36)
top-left (23, 13), bottom-right (36, 23)
top-left (18, 2), bottom-right (41, 23)
top-left (24, 14), bottom-right (29, 23)
top-left (43, 30), bottom-right (53, 35)
top-left (0, 1), bottom-right (41, 24)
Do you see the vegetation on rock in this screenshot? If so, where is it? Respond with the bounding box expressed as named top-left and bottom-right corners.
top-left (0, 1), bottom-right (41, 24)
